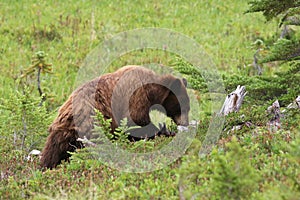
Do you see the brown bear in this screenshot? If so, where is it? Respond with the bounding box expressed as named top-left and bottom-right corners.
top-left (40, 65), bottom-right (190, 169)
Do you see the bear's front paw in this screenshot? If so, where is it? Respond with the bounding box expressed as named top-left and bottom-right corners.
top-left (156, 123), bottom-right (176, 137)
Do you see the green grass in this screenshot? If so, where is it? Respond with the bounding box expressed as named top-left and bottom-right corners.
top-left (0, 0), bottom-right (275, 102)
top-left (1, 0), bottom-right (299, 199)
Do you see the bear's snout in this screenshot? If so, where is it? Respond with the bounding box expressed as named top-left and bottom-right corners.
top-left (174, 114), bottom-right (189, 126)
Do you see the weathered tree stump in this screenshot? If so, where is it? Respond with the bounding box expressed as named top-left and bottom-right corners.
top-left (220, 85), bottom-right (247, 116)
top-left (267, 100), bottom-right (281, 131)
top-left (267, 97), bottom-right (299, 132)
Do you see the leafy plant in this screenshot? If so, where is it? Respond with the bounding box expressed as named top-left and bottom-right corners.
top-left (178, 138), bottom-right (260, 199)
top-left (0, 87), bottom-right (51, 152)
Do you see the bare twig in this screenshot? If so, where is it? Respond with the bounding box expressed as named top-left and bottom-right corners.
top-left (13, 129), bottom-right (17, 146)
top-left (37, 67), bottom-right (46, 106)
top-left (253, 49), bottom-right (262, 75)
top-left (21, 114), bottom-right (27, 151)
top-left (37, 67), bottom-right (42, 97)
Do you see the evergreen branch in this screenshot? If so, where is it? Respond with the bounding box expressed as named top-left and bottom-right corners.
top-left (261, 39), bottom-right (300, 63)
top-left (246, 0), bottom-right (300, 21)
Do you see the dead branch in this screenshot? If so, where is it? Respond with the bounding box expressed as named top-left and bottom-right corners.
top-left (26, 149), bottom-right (41, 161)
top-left (253, 49), bottom-right (262, 75)
top-left (37, 67), bottom-right (46, 106)
top-left (77, 136), bottom-right (97, 147)
top-left (285, 95), bottom-right (300, 110)
top-left (296, 95), bottom-right (300, 109)
top-left (220, 85), bottom-right (247, 116)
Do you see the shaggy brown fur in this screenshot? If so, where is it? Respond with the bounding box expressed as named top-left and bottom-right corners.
top-left (40, 65), bottom-right (190, 169)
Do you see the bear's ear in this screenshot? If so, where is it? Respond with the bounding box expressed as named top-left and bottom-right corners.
top-left (170, 78), bottom-right (183, 91)
top-left (161, 75), bottom-right (185, 91)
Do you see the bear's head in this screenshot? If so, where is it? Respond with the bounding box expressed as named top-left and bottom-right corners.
top-left (162, 76), bottom-right (190, 126)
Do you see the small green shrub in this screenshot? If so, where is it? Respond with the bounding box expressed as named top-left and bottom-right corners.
top-left (223, 62), bottom-right (300, 106)
top-left (0, 86), bottom-right (52, 152)
top-left (178, 138), bottom-right (260, 199)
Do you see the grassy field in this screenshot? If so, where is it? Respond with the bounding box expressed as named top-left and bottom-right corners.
top-left (0, 0), bottom-right (299, 199)
top-left (0, 0), bottom-right (276, 101)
